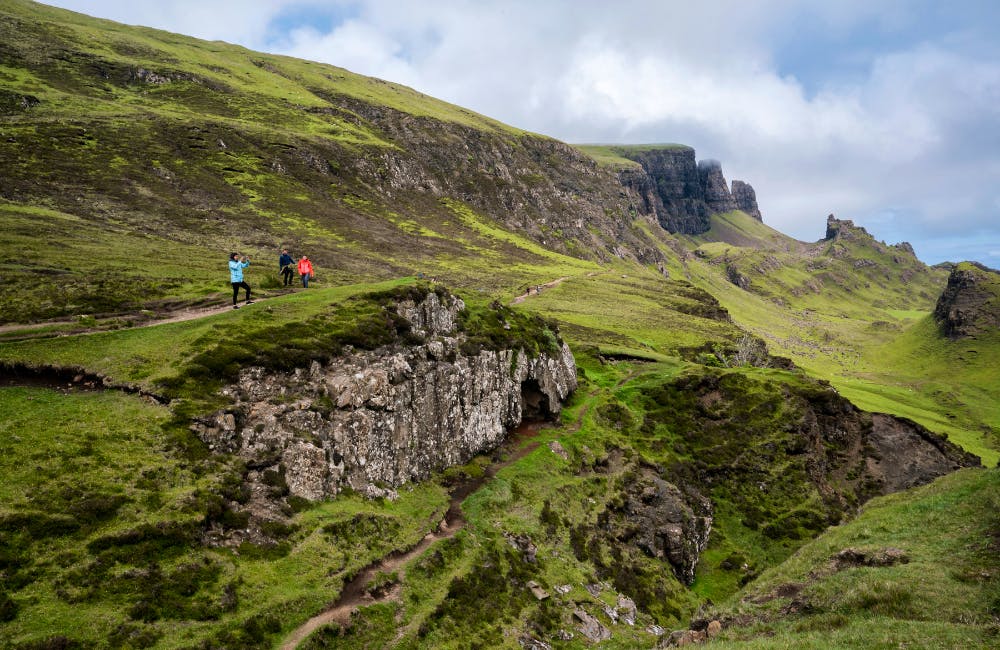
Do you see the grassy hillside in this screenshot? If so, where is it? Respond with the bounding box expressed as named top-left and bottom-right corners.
top-left (0, 273), bottom-right (749, 649)
top-left (1, 2), bottom-right (998, 649)
top-left (672, 211), bottom-right (999, 465)
top-left (705, 467), bottom-right (1000, 648)
top-left (0, 0), bottom-right (677, 324)
top-left (575, 143), bottom-right (691, 171)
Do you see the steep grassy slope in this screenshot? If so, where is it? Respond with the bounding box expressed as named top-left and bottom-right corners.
top-left (705, 467), bottom-right (1000, 648)
top-left (0, 0), bottom-right (681, 323)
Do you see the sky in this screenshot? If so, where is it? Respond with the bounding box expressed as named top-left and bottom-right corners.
top-left (45, 0), bottom-right (1000, 266)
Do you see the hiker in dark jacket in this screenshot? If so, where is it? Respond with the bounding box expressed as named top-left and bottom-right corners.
top-left (279, 248), bottom-right (294, 286)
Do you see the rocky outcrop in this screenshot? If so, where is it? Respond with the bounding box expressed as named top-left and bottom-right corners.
top-left (731, 180), bottom-right (762, 221)
top-left (603, 470), bottom-right (713, 585)
top-left (321, 94), bottom-right (675, 268)
top-left (933, 262), bottom-right (1000, 339)
top-left (192, 292), bottom-right (578, 502)
top-left (614, 146), bottom-right (761, 235)
top-left (864, 413), bottom-right (983, 491)
top-left (824, 214), bottom-right (871, 242)
top-left (698, 160), bottom-right (738, 215)
top-left (648, 369), bottom-right (981, 551)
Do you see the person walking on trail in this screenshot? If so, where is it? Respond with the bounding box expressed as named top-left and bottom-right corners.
top-left (279, 248), bottom-right (294, 286)
top-left (229, 252), bottom-right (253, 308)
top-left (297, 255), bottom-right (314, 288)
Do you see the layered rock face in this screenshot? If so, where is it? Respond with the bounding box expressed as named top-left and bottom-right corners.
top-left (615, 146), bottom-right (761, 234)
top-left (731, 180), bottom-right (762, 221)
top-left (698, 160), bottom-right (738, 215)
top-left (193, 292), bottom-right (578, 501)
top-left (933, 262), bottom-right (1000, 339)
top-left (603, 470), bottom-right (713, 585)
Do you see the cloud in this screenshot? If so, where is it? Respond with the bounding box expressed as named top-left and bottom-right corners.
top-left (49, 0), bottom-right (288, 44)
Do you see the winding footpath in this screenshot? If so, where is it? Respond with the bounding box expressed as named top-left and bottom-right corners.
top-left (0, 270), bottom-right (579, 341)
top-left (279, 367), bottom-right (641, 649)
top-left (279, 422), bottom-right (546, 650)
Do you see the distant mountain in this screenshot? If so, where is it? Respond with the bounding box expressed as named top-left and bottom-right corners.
top-left (576, 144), bottom-right (763, 234)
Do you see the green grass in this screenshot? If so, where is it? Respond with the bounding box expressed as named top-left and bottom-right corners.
top-left (0, 278), bottom-right (414, 385)
top-left (707, 467), bottom-right (1000, 648)
top-left (0, 380), bottom-right (452, 649)
top-left (683, 210), bottom-right (803, 250)
top-left (672, 211), bottom-right (1000, 465)
top-left (2, 3), bottom-right (999, 648)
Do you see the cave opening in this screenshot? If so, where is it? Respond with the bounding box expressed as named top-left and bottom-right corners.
top-left (520, 378), bottom-right (551, 421)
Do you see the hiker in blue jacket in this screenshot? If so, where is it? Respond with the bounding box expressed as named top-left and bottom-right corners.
top-left (229, 252), bottom-right (253, 309)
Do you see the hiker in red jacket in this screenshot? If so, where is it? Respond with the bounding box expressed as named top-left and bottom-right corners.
top-left (297, 255), bottom-right (314, 288)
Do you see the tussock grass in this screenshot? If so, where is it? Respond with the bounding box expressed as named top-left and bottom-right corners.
top-left (708, 467), bottom-right (1000, 648)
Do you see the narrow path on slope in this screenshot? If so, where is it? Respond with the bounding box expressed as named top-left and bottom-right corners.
top-left (510, 271), bottom-right (608, 305)
top-left (281, 365), bottom-right (645, 649)
top-left (0, 298), bottom-right (276, 341)
top-left (0, 268), bottom-right (583, 341)
top-left (279, 420), bottom-right (547, 650)
top-left (510, 277), bottom-right (570, 305)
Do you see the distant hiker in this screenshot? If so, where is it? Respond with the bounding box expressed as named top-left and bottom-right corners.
top-left (279, 248), bottom-right (294, 286)
top-left (297, 255), bottom-right (313, 288)
top-left (229, 252), bottom-right (253, 308)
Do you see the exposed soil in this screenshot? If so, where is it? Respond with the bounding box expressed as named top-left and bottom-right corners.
top-left (0, 363), bottom-right (105, 392)
top-left (279, 420), bottom-right (547, 650)
top-left (0, 290), bottom-right (296, 341)
top-left (0, 361), bottom-right (169, 402)
top-left (510, 276), bottom-right (571, 304)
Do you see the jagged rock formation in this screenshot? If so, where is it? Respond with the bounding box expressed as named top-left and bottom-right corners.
top-left (647, 370), bottom-right (981, 554)
top-left (602, 470), bottom-right (713, 585)
top-left (698, 160), bottom-right (738, 215)
top-left (192, 292), bottom-right (578, 503)
top-left (731, 180), bottom-right (762, 221)
top-left (614, 146), bottom-right (761, 234)
top-left (933, 262), bottom-right (1000, 339)
top-left (824, 214), bottom-right (872, 242)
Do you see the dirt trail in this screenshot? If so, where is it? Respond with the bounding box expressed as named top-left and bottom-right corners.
top-left (510, 277), bottom-right (570, 304)
top-left (0, 272), bottom-right (584, 340)
top-left (280, 365), bottom-right (644, 649)
top-left (279, 421), bottom-right (546, 650)
top-left (0, 298), bottom-right (274, 341)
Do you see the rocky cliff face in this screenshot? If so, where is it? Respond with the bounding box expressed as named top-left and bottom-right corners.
top-left (602, 469), bottom-right (713, 585)
top-left (731, 180), bottom-right (762, 221)
top-left (614, 146), bottom-right (761, 235)
top-left (638, 369), bottom-right (981, 586)
top-left (933, 262), bottom-right (1000, 339)
top-left (276, 94), bottom-right (678, 269)
top-left (192, 292), bottom-right (578, 506)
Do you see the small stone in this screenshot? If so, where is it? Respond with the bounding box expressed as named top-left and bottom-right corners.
top-left (527, 580), bottom-right (549, 600)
